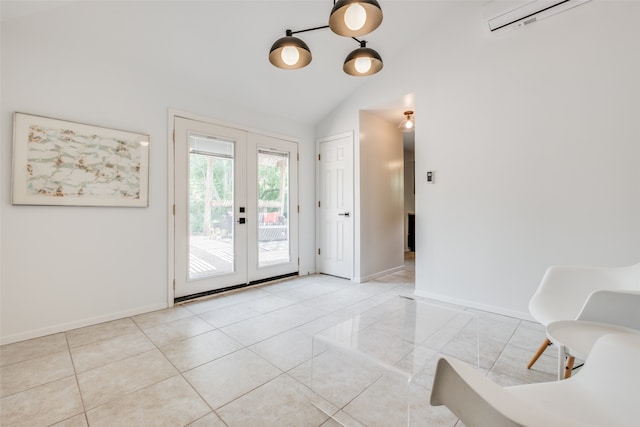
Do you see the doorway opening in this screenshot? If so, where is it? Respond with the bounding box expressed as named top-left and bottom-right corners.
top-left (404, 131), bottom-right (415, 258)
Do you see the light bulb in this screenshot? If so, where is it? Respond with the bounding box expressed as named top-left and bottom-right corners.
top-left (405, 120), bottom-right (413, 129)
top-left (281, 46), bottom-right (299, 66)
top-left (344, 3), bottom-right (367, 31)
top-left (354, 57), bottom-right (372, 74)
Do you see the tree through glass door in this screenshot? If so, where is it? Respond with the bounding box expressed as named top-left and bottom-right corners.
top-left (189, 135), bottom-right (235, 279)
top-left (257, 149), bottom-right (290, 267)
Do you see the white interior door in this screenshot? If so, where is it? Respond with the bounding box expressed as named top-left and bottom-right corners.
top-left (318, 134), bottom-right (354, 279)
top-left (174, 116), bottom-right (299, 299)
top-left (174, 117), bottom-right (247, 298)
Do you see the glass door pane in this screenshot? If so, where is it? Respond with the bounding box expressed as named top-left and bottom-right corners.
top-left (257, 149), bottom-right (290, 267)
top-left (189, 134), bottom-right (234, 280)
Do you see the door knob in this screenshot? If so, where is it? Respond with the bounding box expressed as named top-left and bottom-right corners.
top-left (338, 212), bottom-right (350, 217)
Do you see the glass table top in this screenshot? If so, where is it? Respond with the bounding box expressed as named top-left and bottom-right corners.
top-left (309, 296), bottom-right (479, 426)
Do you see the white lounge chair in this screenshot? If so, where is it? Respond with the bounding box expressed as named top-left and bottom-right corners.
top-left (526, 262), bottom-right (640, 369)
top-left (431, 333), bottom-right (640, 427)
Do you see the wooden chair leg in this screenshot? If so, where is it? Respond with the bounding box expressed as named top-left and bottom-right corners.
top-left (564, 356), bottom-right (575, 379)
top-left (527, 338), bottom-right (551, 369)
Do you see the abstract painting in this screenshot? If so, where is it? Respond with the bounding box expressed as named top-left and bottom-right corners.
top-left (12, 113), bottom-right (150, 207)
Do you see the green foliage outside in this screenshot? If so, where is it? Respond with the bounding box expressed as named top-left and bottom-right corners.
top-left (189, 154), bottom-right (232, 234)
top-left (258, 163), bottom-right (289, 218)
top-left (189, 153), bottom-right (288, 234)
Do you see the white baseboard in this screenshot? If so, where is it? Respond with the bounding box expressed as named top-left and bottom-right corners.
top-left (0, 303), bottom-right (168, 345)
top-left (354, 265), bottom-right (405, 283)
top-left (413, 290), bottom-right (533, 321)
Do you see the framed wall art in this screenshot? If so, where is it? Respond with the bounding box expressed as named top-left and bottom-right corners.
top-left (12, 113), bottom-right (150, 207)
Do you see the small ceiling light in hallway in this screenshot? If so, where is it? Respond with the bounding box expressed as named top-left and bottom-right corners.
top-left (399, 111), bottom-right (415, 132)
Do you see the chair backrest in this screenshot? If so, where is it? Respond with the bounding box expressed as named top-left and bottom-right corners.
top-left (431, 334), bottom-right (640, 427)
top-left (430, 357), bottom-right (584, 427)
top-left (576, 290), bottom-right (640, 330)
top-left (430, 357), bottom-right (521, 427)
top-left (529, 262), bottom-right (640, 326)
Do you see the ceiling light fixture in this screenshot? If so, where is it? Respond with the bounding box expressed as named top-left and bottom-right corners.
top-left (329, 0), bottom-right (383, 37)
top-left (399, 111), bottom-right (415, 132)
top-left (343, 40), bottom-right (383, 76)
top-left (269, 0), bottom-right (383, 76)
top-left (268, 29), bottom-right (312, 69)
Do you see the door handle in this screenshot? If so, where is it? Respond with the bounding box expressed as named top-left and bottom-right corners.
top-left (237, 218), bottom-right (246, 224)
top-left (338, 212), bottom-right (350, 217)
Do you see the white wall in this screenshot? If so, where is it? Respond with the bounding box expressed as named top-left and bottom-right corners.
top-left (317, 1), bottom-right (640, 318)
top-left (357, 111), bottom-right (405, 281)
top-left (0, 5), bottom-right (316, 344)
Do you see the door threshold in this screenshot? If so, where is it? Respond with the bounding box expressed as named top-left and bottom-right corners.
top-left (174, 271), bottom-right (299, 304)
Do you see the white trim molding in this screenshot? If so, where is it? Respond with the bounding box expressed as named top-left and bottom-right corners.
top-left (413, 290), bottom-right (534, 321)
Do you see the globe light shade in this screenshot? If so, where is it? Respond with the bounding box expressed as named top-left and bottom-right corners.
top-left (343, 42), bottom-right (383, 76)
top-left (398, 111), bottom-right (415, 132)
top-left (329, 0), bottom-right (383, 37)
top-left (269, 33), bottom-right (312, 70)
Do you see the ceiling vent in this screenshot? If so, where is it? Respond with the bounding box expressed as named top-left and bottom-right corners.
top-left (484, 0), bottom-right (591, 32)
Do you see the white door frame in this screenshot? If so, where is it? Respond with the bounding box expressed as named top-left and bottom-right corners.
top-left (315, 131), bottom-right (355, 280)
top-left (167, 109), bottom-right (299, 305)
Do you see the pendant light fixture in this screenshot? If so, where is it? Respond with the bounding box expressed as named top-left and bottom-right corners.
top-left (399, 111), bottom-right (415, 132)
top-left (329, 0), bottom-right (383, 37)
top-left (343, 40), bottom-right (383, 76)
top-left (269, 30), bottom-right (312, 70)
top-left (269, 1), bottom-right (383, 76)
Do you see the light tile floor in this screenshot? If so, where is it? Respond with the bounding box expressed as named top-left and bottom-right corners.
top-left (0, 259), bottom-right (558, 426)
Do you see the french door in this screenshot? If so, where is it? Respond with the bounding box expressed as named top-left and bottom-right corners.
top-left (174, 117), bottom-right (298, 299)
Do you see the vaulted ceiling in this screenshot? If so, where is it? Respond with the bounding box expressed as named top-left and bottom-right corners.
top-left (1, 0), bottom-right (442, 127)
